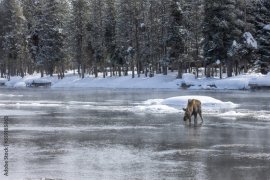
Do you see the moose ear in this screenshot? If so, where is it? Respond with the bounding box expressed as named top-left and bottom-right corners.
top-left (188, 99), bottom-right (192, 103)
top-left (183, 108), bottom-right (187, 112)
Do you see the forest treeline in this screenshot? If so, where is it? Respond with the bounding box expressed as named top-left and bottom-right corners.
top-left (0, 0), bottom-right (269, 80)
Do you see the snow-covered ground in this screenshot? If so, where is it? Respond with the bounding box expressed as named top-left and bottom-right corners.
top-left (2, 71), bottom-right (270, 90)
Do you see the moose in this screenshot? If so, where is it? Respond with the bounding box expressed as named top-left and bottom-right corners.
top-left (183, 99), bottom-right (203, 124)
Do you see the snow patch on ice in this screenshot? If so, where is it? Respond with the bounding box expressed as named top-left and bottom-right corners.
top-left (211, 144), bottom-right (259, 149)
top-left (219, 111), bottom-right (248, 117)
top-left (0, 94), bottom-right (23, 97)
top-left (162, 96), bottom-right (238, 109)
top-left (134, 104), bottom-right (180, 114)
top-left (232, 152), bottom-right (270, 160)
top-left (0, 110), bottom-right (45, 116)
top-left (136, 96), bottom-right (238, 114)
top-left (9, 125), bottom-right (158, 132)
top-left (255, 114), bottom-right (270, 121)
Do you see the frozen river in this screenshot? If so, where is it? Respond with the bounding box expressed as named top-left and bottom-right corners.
top-left (0, 88), bottom-right (270, 180)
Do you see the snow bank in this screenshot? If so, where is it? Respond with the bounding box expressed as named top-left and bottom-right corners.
top-left (183, 73), bottom-right (268, 90)
top-left (182, 73), bottom-right (195, 81)
top-left (0, 78), bottom-right (7, 84)
top-left (2, 72), bottom-right (270, 90)
top-left (249, 73), bottom-right (270, 86)
top-left (5, 74), bottom-right (56, 88)
top-left (215, 76), bottom-right (249, 90)
top-left (52, 73), bottom-right (182, 89)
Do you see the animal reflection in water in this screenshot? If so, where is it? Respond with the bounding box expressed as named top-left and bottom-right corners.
top-left (183, 99), bottom-right (204, 125)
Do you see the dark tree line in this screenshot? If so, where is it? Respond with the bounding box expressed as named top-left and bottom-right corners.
top-left (0, 0), bottom-right (269, 80)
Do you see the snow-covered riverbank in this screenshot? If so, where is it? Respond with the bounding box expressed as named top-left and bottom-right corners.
top-left (2, 72), bottom-right (270, 90)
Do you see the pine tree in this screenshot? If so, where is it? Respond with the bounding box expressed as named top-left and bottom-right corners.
top-left (70, 0), bottom-right (90, 78)
top-left (34, 0), bottom-right (67, 77)
top-left (203, 0), bottom-right (245, 77)
top-left (1, 0), bottom-right (28, 79)
top-left (90, 0), bottom-right (106, 78)
top-left (167, 0), bottom-right (186, 77)
top-left (0, 2), bottom-right (6, 77)
top-left (256, 0), bottom-right (270, 74)
top-left (115, 0), bottom-right (133, 77)
top-left (183, 0), bottom-right (204, 78)
top-left (104, 0), bottom-right (117, 77)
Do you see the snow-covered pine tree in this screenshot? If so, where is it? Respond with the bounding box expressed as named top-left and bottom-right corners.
top-left (143, 0), bottom-right (163, 76)
top-left (90, 0), bottom-right (107, 78)
top-left (203, 0), bottom-right (245, 77)
top-left (115, 0), bottom-right (134, 77)
top-left (1, 0), bottom-right (28, 79)
top-left (0, 2), bottom-right (6, 77)
top-left (256, 0), bottom-right (270, 74)
top-left (33, 0), bottom-right (66, 77)
top-left (70, 0), bottom-right (90, 78)
top-left (166, 0), bottom-right (186, 77)
top-left (182, 0), bottom-right (204, 78)
top-left (104, 0), bottom-right (116, 77)
top-left (156, 0), bottom-right (171, 76)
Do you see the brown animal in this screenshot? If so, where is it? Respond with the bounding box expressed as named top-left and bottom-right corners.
top-left (183, 99), bottom-right (203, 124)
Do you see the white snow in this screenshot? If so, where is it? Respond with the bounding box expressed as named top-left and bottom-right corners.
top-left (249, 72), bottom-right (270, 86)
top-left (182, 73), bottom-right (268, 90)
top-left (162, 96), bottom-right (238, 109)
top-left (218, 111), bottom-right (248, 117)
top-left (243, 32), bottom-right (258, 49)
top-left (0, 78), bottom-right (7, 84)
top-left (263, 24), bottom-right (270, 31)
top-left (0, 94), bottom-right (23, 97)
top-left (182, 73), bottom-right (195, 81)
top-left (2, 71), bottom-right (270, 90)
top-left (135, 96), bottom-right (238, 114)
top-left (0, 110), bottom-right (45, 116)
top-left (134, 104), bottom-right (180, 114)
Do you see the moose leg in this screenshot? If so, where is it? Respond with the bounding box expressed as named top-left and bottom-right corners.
top-left (199, 110), bottom-right (203, 123)
top-left (194, 113), bottom-right (198, 124)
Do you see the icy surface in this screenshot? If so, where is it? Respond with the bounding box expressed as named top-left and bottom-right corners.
top-left (0, 89), bottom-right (269, 180)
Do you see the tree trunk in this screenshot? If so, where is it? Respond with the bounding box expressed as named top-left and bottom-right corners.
top-left (219, 65), bottom-right (222, 79)
top-left (163, 66), bottom-right (167, 75)
top-left (177, 62), bottom-right (183, 79)
top-left (132, 58), bottom-right (135, 78)
top-left (78, 65), bottom-right (81, 77)
top-left (118, 66), bottom-right (121, 77)
top-left (227, 59), bottom-right (233, 77)
top-left (206, 66), bottom-right (211, 78)
top-left (82, 64), bottom-right (85, 79)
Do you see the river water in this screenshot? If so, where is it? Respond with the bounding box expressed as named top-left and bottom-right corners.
top-left (0, 88), bottom-right (270, 180)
